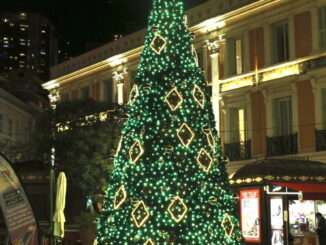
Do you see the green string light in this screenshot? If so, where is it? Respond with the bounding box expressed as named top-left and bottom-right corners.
top-left (97, 0), bottom-right (243, 244)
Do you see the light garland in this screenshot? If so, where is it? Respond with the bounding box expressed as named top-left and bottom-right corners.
top-left (165, 87), bottom-right (183, 111)
top-left (144, 239), bottom-right (155, 245)
top-left (129, 140), bottom-right (144, 164)
top-left (131, 201), bottom-right (150, 228)
top-left (196, 148), bottom-right (213, 173)
top-left (222, 213), bottom-right (235, 238)
top-left (177, 123), bottom-right (195, 147)
top-left (150, 34), bottom-right (168, 54)
top-left (129, 84), bottom-right (139, 105)
top-left (192, 84), bottom-right (205, 108)
top-left (113, 185), bottom-right (127, 210)
top-left (167, 196), bottom-right (188, 223)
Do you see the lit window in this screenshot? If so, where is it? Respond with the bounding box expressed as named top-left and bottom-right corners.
top-left (19, 53), bottom-right (26, 57)
top-left (227, 37), bottom-right (245, 76)
top-left (229, 108), bottom-right (247, 143)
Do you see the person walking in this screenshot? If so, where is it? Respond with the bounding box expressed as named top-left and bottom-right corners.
top-left (316, 213), bottom-right (326, 245)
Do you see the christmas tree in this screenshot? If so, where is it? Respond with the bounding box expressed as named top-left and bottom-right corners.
top-left (97, 0), bottom-right (243, 244)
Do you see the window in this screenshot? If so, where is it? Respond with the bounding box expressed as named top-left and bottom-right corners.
top-left (229, 108), bottom-right (247, 143)
top-left (80, 86), bottom-right (90, 100)
top-left (16, 120), bottom-right (19, 137)
top-left (323, 88), bottom-right (326, 129)
top-left (0, 114), bottom-right (3, 133)
top-left (196, 49), bottom-right (204, 70)
top-left (273, 97), bottom-right (292, 136)
top-left (8, 119), bottom-right (12, 136)
top-left (272, 21), bottom-right (289, 63)
top-left (60, 93), bottom-right (69, 101)
top-left (103, 79), bottom-right (114, 102)
top-left (319, 6), bottom-right (326, 50)
top-left (227, 37), bottom-right (244, 76)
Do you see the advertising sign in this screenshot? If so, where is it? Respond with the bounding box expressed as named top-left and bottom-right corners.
top-left (0, 154), bottom-right (39, 245)
top-left (270, 198), bottom-right (284, 245)
top-left (240, 189), bottom-right (261, 243)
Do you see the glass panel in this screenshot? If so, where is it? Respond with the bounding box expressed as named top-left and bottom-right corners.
top-left (276, 23), bottom-right (289, 63)
top-left (319, 7), bottom-right (326, 49)
top-left (238, 109), bottom-right (246, 142)
top-left (229, 108), bottom-right (239, 143)
top-left (8, 119), bottom-right (12, 136)
top-left (279, 98), bottom-right (291, 136)
top-left (236, 39), bottom-right (243, 75)
top-left (271, 198), bottom-right (284, 245)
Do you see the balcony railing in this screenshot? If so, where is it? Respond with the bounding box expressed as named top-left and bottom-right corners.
top-left (316, 129), bottom-right (326, 151)
top-left (224, 140), bottom-right (251, 161)
top-left (267, 133), bottom-right (298, 157)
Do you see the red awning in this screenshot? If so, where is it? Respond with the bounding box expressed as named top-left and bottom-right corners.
top-left (271, 182), bottom-right (326, 200)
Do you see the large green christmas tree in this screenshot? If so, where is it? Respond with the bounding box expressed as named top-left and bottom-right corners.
top-left (97, 0), bottom-right (243, 244)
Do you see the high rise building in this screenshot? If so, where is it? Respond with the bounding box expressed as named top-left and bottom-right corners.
top-left (0, 12), bottom-right (57, 81)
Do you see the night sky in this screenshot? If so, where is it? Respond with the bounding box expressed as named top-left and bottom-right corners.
top-left (0, 0), bottom-right (207, 56)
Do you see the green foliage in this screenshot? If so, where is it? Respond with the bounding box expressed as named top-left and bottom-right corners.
top-left (33, 99), bottom-right (123, 205)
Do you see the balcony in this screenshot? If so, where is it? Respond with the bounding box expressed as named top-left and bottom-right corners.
top-left (267, 133), bottom-right (298, 157)
top-left (316, 129), bottom-right (326, 152)
top-left (224, 140), bottom-right (251, 161)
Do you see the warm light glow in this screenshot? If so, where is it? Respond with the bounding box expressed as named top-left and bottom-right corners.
top-left (222, 213), bottom-right (235, 238)
top-left (199, 17), bottom-right (225, 33)
top-left (106, 55), bottom-right (128, 67)
top-left (129, 140), bottom-right (144, 164)
top-left (167, 196), bottom-right (188, 223)
top-left (117, 83), bottom-right (124, 105)
top-left (177, 123), bottom-right (195, 147)
top-left (262, 63), bottom-right (300, 82)
top-left (220, 74), bottom-right (254, 92)
top-left (113, 185), bottom-right (127, 210)
top-left (238, 109), bottom-right (245, 143)
top-left (196, 148), bottom-right (213, 173)
top-left (131, 201), bottom-right (150, 228)
top-left (144, 239), bottom-right (154, 245)
top-left (165, 88), bottom-right (183, 111)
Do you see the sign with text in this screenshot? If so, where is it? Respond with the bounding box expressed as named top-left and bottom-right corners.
top-left (240, 189), bottom-right (261, 243)
top-left (0, 154), bottom-right (39, 245)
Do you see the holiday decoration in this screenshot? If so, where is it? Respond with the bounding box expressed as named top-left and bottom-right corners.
top-left (97, 0), bottom-right (243, 243)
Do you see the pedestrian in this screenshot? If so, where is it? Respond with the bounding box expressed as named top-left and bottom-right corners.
top-left (316, 212), bottom-right (326, 245)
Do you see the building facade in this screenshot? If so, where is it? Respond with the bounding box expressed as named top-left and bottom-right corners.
top-left (43, 1), bottom-right (326, 243)
top-left (0, 12), bottom-right (57, 80)
top-left (43, 0), bottom-right (326, 167)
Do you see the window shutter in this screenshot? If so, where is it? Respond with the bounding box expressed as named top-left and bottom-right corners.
top-left (227, 37), bottom-right (236, 76)
top-left (273, 98), bottom-right (280, 136)
top-left (229, 108), bottom-right (239, 143)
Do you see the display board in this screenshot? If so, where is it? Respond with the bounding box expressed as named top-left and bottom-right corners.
top-left (240, 189), bottom-right (261, 243)
top-left (0, 154), bottom-right (39, 245)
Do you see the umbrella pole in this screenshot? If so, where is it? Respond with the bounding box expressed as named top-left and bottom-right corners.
top-left (49, 153), bottom-right (56, 245)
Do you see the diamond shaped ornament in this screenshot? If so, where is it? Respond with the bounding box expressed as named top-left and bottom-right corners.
top-left (177, 123), bottom-right (195, 147)
top-left (129, 140), bottom-right (144, 164)
top-left (150, 34), bottom-right (167, 54)
top-left (197, 148), bottom-right (213, 173)
top-left (193, 85), bottom-right (205, 108)
top-left (165, 88), bottom-right (183, 111)
top-left (131, 201), bottom-right (150, 228)
top-left (144, 239), bottom-right (154, 245)
top-left (222, 214), bottom-right (235, 238)
top-left (206, 132), bottom-right (215, 149)
top-left (114, 185), bottom-right (127, 209)
top-left (129, 85), bottom-right (139, 105)
top-left (167, 196), bottom-right (188, 223)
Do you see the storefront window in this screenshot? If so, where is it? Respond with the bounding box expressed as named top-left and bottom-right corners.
top-left (271, 198), bottom-right (284, 245)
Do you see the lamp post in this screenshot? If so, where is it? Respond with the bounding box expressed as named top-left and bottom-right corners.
top-left (48, 89), bottom-right (60, 245)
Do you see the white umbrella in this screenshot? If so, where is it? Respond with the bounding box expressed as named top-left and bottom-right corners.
top-left (53, 172), bottom-right (67, 238)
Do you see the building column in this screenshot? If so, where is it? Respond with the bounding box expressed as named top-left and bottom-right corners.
top-left (113, 69), bottom-right (128, 105)
top-left (207, 40), bottom-right (221, 132)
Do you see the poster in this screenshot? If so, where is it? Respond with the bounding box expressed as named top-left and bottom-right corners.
top-left (0, 154), bottom-right (39, 245)
top-left (240, 189), bottom-right (261, 243)
top-left (270, 198), bottom-right (284, 245)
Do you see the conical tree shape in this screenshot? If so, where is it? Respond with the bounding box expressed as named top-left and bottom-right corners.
top-left (97, 0), bottom-right (243, 244)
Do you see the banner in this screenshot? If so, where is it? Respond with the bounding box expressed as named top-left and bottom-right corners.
top-left (0, 154), bottom-right (39, 245)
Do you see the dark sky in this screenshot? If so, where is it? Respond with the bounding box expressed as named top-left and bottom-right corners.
top-left (0, 0), bottom-right (207, 55)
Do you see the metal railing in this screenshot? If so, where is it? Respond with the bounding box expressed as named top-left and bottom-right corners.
top-left (224, 140), bottom-right (251, 161)
top-left (267, 133), bottom-right (298, 157)
top-left (316, 129), bottom-right (326, 151)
